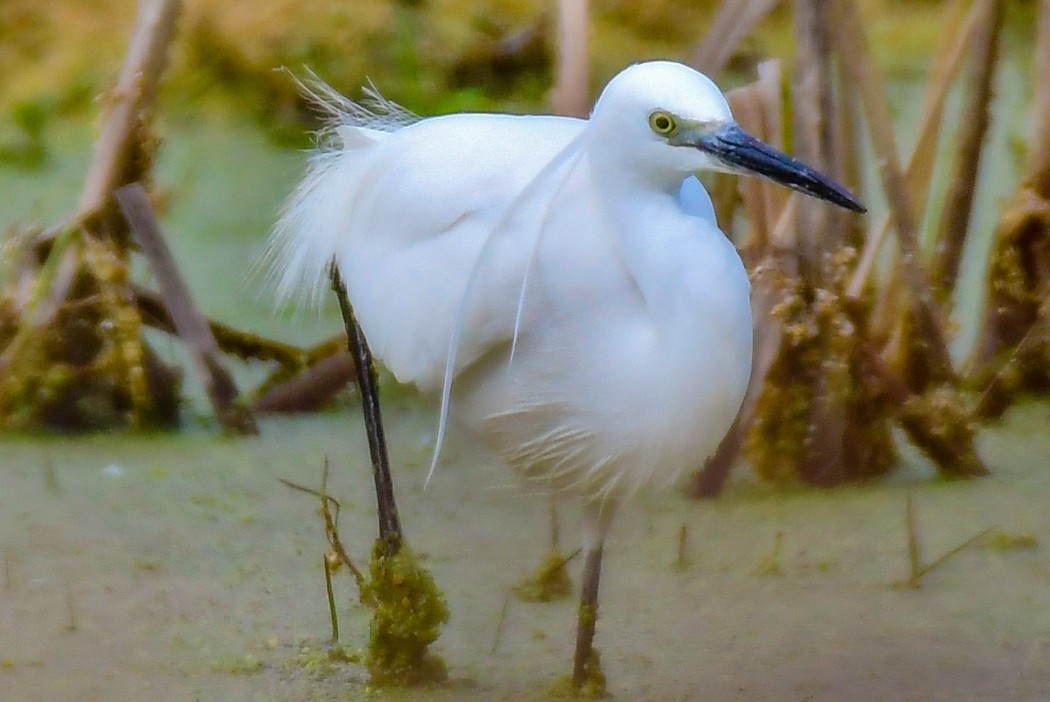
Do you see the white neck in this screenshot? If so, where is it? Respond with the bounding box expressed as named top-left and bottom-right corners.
top-left (585, 150), bottom-right (722, 327)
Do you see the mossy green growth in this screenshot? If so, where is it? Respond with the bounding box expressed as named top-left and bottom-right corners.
top-left (294, 643), bottom-right (362, 677)
top-left (547, 644), bottom-right (607, 699)
top-left (745, 248), bottom-right (896, 485)
top-left (364, 537), bottom-right (450, 687)
top-left (898, 384), bottom-right (985, 477)
top-left (983, 529), bottom-right (1038, 551)
top-left (0, 99), bottom-right (50, 169)
top-left (514, 550), bottom-right (574, 602)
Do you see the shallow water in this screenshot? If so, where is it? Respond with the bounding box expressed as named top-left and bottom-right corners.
top-left (2, 402), bottom-right (1049, 701)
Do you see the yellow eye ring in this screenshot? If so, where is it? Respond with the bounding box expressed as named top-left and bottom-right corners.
top-left (648, 111), bottom-right (676, 135)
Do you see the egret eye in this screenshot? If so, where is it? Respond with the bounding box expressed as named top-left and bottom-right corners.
top-left (648, 111), bottom-right (676, 136)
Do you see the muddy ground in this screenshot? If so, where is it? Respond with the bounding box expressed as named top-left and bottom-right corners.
top-left (2, 398), bottom-right (1049, 702)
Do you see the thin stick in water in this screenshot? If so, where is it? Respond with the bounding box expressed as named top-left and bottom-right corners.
top-left (490, 591), bottom-right (511, 656)
top-left (905, 492), bottom-right (923, 586)
top-left (65, 579), bottom-right (77, 632)
top-left (900, 492), bottom-right (996, 589)
top-left (278, 458), bottom-right (370, 595)
top-left (43, 459), bottom-right (59, 496)
top-left (675, 523), bottom-right (689, 571)
top-left (324, 555), bottom-right (339, 644)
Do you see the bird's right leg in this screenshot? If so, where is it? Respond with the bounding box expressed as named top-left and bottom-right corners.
top-left (331, 267), bottom-right (450, 685)
top-left (331, 267), bottom-right (402, 552)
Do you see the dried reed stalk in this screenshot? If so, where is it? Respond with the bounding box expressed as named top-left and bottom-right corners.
top-left (550, 0), bottom-right (590, 117)
top-left (831, 42), bottom-right (862, 249)
top-left (832, 0), bottom-right (988, 477)
top-left (788, 0), bottom-right (855, 482)
top-left (726, 60), bottom-right (787, 254)
top-left (846, 0), bottom-right (981, 300)
top-left (78, 0), bottom-right (181, 218)
top-left (117, 183), bottom-right (258, 435)
top-left (690, 0), bottom-right (782, 77)
top-left (831, 0), bottom-right (954, 382)
top-left (8, 0), bottom-right (182, 338)
top-left (1031, 0), bottom-right (1050, 196)
top-left (792, 0), bottom-right (835, 268)
top-left (932, 0), bottom-right (1004, 296)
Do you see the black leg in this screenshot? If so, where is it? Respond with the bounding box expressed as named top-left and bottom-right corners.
top-left (331, 268), bottom-right (402, 553)
top-left (572, 542), bottom-right (604, 688)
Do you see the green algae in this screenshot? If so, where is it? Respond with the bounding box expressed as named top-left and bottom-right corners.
top-left (513, 550), bottom-right (575, 603)
top-left (363, 537), bottom-right (449, 687)
top-left (548, 643), bottom-right (607, 699)
top-left (983, 529), bottom-right (1038, 552)
top-left (295, 643), bottom-right (363, 677)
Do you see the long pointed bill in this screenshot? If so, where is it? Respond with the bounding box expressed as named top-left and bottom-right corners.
top-left (697, 123), bottom-right (866, 213)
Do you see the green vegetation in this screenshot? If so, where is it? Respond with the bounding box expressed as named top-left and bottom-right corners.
top-left (1, 0), bottom-right (1023, 137)
top-left (363, 538), bottom-right (450, 687)
top-left (548, 641), bottom-right (607, 699)
top-left (513, 549), bottom-right (575, 602)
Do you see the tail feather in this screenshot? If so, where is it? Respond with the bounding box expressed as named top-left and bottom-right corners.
top-left (264, 72), bottom-right (417, 309)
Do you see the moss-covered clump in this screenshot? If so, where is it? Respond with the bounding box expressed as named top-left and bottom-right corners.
top-left (548, 643), bottom-right (607, 699)
top-left (898, 384), bottom-right (985, 477)
top-left (364, 538), bottom-right (449, 687)
top-left (513, 550), bottom-right (574, 602)
top-left (970, 185), bottom-right (1050, 417)
top-left (0, 228), bottom-right (181, 431)
top-left (746, 248), bottom-right (897, 485)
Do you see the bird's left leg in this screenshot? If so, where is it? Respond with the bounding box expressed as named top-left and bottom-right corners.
top-left (514, 495), bottom-right (576, 602)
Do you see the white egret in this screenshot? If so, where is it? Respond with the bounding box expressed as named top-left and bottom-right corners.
top-left (271, 60), bottom-right (864, 688)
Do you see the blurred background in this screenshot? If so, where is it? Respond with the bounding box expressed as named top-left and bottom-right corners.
top-left (0, 0), bottom-right (1042, 478)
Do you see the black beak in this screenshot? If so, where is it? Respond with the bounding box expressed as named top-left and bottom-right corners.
top-left (697, 123), bottom-right (866, 213)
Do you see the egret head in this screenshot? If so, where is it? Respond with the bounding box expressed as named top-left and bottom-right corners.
top-left (590, 61), bottom-right (865, 212)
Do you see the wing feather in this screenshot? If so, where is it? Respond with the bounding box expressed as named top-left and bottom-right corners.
top-left (269, 82), bottom-right (587, 392)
